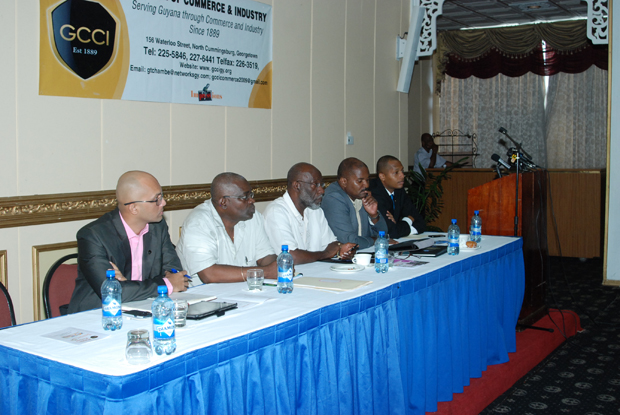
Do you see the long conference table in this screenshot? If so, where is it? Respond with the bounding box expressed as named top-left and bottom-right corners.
top-left (0, 236), bottom-right (524, 415)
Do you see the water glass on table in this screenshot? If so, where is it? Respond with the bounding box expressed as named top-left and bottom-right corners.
top-left (173, 299), bottom-right (189, 328)
top-left (247, 268), bottom-right (264, 291)
top-left (125, 329), bottom-right (152, 365)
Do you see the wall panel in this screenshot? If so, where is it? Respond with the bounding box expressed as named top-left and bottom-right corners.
top-left (272, 0), bottom-right (312, 178)
top-left (311, 0), bottom-right (347, 175)
top-left (345, 0), bottom-right (376, 167)
top-left (0, 0), bottom-right (16, 198)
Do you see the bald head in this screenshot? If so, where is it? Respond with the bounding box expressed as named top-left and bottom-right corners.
top-left (116, 171), bottom-right (159, 206)
top-left (211, 172), bottom-right (247, 201)
top-left (337, 157), bottom-right (368, 179)
top-left (287, 162), bottom-right (321, 188)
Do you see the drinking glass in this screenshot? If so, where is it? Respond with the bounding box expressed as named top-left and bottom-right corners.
top-left (125, 329), bottom-right (152, 365)
top-left (247, 269), bottom-right (264, 291)
top-left (173, 299), bottom-right (189, 328)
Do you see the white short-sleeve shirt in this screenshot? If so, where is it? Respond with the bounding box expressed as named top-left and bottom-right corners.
top-left (413, 147), bottom-right (447, 174)
top-left (176, 200), bottom-right (275, 280)
top-left (263, 191), bottom-right (337, 253)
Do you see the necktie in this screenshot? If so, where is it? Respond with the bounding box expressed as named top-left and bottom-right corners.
top-left (353, 199), bottom-right (363, 236)
top-left (390, 193), bottom-right (395, 211)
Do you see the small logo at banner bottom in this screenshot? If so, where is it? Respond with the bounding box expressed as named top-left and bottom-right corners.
top-left (50, 0), bottom-right (117, 80)
top-left (198, 84), bottom-right (212, 101)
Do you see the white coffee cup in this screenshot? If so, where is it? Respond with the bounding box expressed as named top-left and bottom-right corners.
top-left (352, 253), bottom-right (372, 266)
top-left (459, 234), bottom-right (470, 248)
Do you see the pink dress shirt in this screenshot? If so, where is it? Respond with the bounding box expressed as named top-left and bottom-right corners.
top-left (119, 212), bottom-right (173, 293)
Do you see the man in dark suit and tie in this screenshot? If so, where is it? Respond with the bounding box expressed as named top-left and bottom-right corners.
top-left (370, 155), bottom-right (426, 239)
top-left (322, 157), bottom-right (388, 249)
top-left (68, 171), bottom-right (189, 313)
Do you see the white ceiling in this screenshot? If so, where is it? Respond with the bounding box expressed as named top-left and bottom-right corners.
top-left (436, 0), bottom-right (588, 31)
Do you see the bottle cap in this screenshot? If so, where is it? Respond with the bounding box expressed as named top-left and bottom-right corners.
top-left (379, 231), bottom-right (385, 237)
top-left (474, 210), bottom-right (479, 215)
top-left (106, 270), bottom-right (115, 279)
top-left (452, 219), bottom-right (457, 224)
top-left (282, 245), bottom-right (288, 251)
top-left (157, 285), bottom-right (168, 295)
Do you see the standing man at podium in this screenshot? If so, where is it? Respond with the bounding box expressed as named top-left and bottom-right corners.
top-left (413, 133), bottom-right (453, 175)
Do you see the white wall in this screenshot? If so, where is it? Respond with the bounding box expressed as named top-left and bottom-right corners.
top-left (0, 0), bottom-right (409, 323)
top-left (607, 4), bottom-right (620, 282)
top-left (407, 56), bottom-right (434, 165)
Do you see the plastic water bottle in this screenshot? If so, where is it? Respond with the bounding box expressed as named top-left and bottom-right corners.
top-left (470, 210), bottom-right (482, 243)
top-left (152, 286), bottom-right (176, 355)
top-left (448, 219), bottom-right (460, 255)
top-left (374, 231), bottom-right (389, 273)
top-left (277, 245), bottom-right (294, 293)
top-left (101, 270), bottom-right (122, 331)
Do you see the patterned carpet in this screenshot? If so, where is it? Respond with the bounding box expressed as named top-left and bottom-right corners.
top-left (481, 256), bottom-right (620, 414)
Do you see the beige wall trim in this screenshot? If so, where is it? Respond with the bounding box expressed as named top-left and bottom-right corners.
top-left (0, 177), bottom-right (334, 230)
top-left (32, 242), bottom-right (78, 321)
top-left (0, 250), bottom-right (6, 289)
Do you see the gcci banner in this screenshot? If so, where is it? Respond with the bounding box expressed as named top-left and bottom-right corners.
top-left (39, 0), bottom-right (272, 108)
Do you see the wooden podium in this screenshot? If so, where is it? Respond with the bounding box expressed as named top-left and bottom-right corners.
top-left (467, 170), bottom-right (549, 326)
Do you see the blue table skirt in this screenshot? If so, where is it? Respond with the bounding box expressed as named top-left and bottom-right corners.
top-left (0, 239), bottom-right (524, 415)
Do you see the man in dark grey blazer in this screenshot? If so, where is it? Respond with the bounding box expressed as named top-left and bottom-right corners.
top-left (68, 171), bottom-right (189, 313)
top-left (322, 158), bottom-right (388, 249)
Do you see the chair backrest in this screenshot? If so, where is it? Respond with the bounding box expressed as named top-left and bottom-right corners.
top-left (42, 253), bottom-right (78, 319)
top-left (0, 281), bottom-right (16, 328)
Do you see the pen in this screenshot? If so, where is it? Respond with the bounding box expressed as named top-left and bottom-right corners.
top-left (171, 268), bottom-right (192, 280)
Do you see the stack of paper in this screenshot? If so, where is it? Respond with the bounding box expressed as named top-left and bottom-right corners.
top-left (294, 277), bottom-right (372, 293)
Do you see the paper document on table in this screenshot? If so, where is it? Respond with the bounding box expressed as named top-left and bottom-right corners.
top-left (123, 293), bottom-right (216, 312)
top-left (392, 259), bottom-right (429, 268)
top-left (294, 277), bottom-right (373, 292)
top-left (43, 327), bottom-right (109, 345)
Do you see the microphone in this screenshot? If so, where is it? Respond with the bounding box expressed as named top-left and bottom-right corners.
top-left (498, 127), bottom-right (507, 134)
top-left (491, 153), bottom-right (511, 170)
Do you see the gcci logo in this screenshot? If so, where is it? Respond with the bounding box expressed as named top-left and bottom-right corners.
top-left (50, 0), bottom-right (118, 80)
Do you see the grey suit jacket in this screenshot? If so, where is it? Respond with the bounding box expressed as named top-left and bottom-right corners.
top-left (321, 182), bottom-right (388, 249)
top-left (68, 208), bottom-right (182, 313)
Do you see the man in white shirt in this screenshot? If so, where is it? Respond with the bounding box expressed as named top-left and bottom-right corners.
top-left (176, 172), bottom-right (277, 284)
top-left (413, 133), bottom-right (453, 175)
top-left (263, 163), bottom-right (357, 264)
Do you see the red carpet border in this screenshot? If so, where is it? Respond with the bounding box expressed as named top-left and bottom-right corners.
top-left (429, 309), bottom-right (582, 415)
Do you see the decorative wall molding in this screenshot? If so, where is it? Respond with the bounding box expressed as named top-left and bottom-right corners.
top-left (0, 177), bottom-right (336, 229)
top-left (417, 0), bottom-right (444, 57)
top-left (584, 0), bottom-right (608, 45)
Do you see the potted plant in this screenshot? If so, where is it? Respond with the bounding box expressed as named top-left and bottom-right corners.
top-left (404, 159), bottom-right (466, 232)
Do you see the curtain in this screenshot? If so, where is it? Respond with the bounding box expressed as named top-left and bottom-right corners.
top-left (439, 72), bottom-right (546, 168)
top-left (434, 20), bottom-right (608, 95)
top-left (545, 66), bottom-right (608, 169)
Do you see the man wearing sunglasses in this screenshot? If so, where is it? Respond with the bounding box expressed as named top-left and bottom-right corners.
top-left (263, 163), bottom-right (357, 264)
top-left (176, 172), bottom-right (277, 284)
top-left (68, 171), bottom-right (189, 313)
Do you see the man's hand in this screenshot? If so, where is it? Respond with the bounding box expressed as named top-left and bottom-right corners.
top-left (386, 211), bottom-right (397, 224)
top-left (388, 239), bottom-right (399, 245)
top-left (361, 194), bottom-right (379, 220)
top-left (338, 243), bottom-right (357, 260)
top-left (165, 270), bottom-right (189, 292)
top-left (262, 261), bottom-right (278, 279)
top-left (324, 241), bottom-right (341, 258)
top-left (109, 262), bottom-right (127, 281)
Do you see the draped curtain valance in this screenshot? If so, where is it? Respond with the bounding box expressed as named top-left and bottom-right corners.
top-left (434, 20), bottom-right (608, 94)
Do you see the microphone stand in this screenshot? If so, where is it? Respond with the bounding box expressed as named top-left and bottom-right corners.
top-left (512, 151), bottom-right (553, 333)
top-left (514, 152), bottom-right (519, 237)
